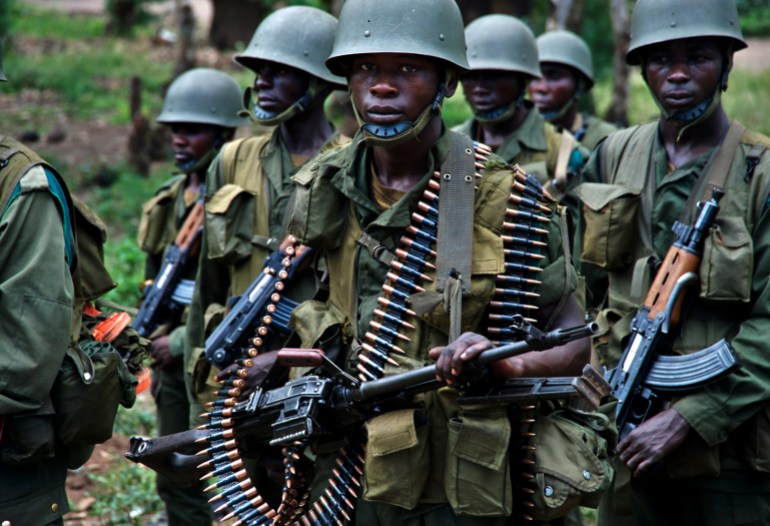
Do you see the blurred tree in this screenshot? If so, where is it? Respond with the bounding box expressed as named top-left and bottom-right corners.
top-left (0, 0), bottom-right (11, 40)
top-left (605, 0), bottom-right (630, 125)
top-left (106, 0), bottom-right (162, 36)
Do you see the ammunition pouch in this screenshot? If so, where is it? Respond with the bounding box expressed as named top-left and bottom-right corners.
top-left (363, 408), bottom-right (430, 510)
top-left (0, 397), bottom-right (56, 466)
top-left (575, 183), bottom-right (641, 270)
top-left (137, 176), bottom-right (184, 255)
top-left (700, 215), bottom-right (753, 302)
top-left (445, 406), bottom-right (512, 517)
top-left (530, 400), bottom-right (617, 521)
top-left (51, 340), bottom-right (137, 465)
top-left (205, 183), bottom-right (255, 264)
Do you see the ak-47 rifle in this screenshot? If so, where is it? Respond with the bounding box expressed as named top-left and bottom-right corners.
top-left (132, 195), bottom-right (205, 338)
top-left (606, 188), bottom-right (741, 440)
top-left (127, 317), bottom-right (604, 486)
top-left (205, 239), bottom-right (312, 368)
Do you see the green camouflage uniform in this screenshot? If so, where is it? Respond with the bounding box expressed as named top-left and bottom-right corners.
top-left (137, 173), bottom-right (212, 526)
top-left (576, 122), bottom-right (770, 525)
top-left (289, 128), bottom-right (576, 524)
top-left (0, 137), bottom-right (75, 526)
top-left (570, 113), bottom-right (618, 153)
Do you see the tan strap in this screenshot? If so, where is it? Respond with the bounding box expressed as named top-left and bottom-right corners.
top-left (544, 130), bottom-right (579, 202)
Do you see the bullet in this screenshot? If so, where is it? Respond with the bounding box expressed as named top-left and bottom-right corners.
top-left (361, 343), bottom-right (400, 367)
top-left (197, 448), bottom-right (239, 470)
top-left (506, 208), bottom-right (550, 224)
top-left (411, 211), bottom-right (437, 230)
top-left (406, 225), bottom-right (438, 246)
top-left (207, 477), bottom-right (253, 502)
top-left (373, 308), bottom-right (415, 330)
top-left (496, 275), bottom-right (541, 286)
top-left (201, 458), bottom-right (243, 480)
top-left (504, 261), bottom-right (543, 273)
top-left (221, 499), bottom-right (270, 522)
top-left (195, 428), bottom-right (235, 444)
top-left (236, 358), bottom-right (254, 368)
top-left (503, 248), bottom-right (545, 261)
top-left (493, 288), bottom-right (539, 299)
top-left (501, 234), bottom-right (547, 248)
top-left (206, 397), bottom-right (237, 409)
top-left (197, 416), bottom-right (233, 430)
top-left (391, 260), bottom-right (432, 282)
top-left (370, 320), bottom-right (411, 342)
top-left (203, 468), bottom-right (248, 492)
top-left (508, 193), bottom-right (551, 214)
top-left (417, 200), bottom-right (439, 217)
top-left (502, 221), bottom-right (549, 236)
top-left (395, 247), bottom-right (435, 269)
top-left (220, 378), bottom-right (245, 389)
top-left (356, 362), bottom-right (379, 381)
top-left (212, 487), bottom-right (259, 513)
top-left (400, 235), bottom-right (436, 258)
top-left (378, 296), bottom-right (418, 317)
top-left (214, 387), bottom-right (241, 398)
top-left (197, 438), bottom-right (237, 456)
top-left (490, 300), bottom-right (538, 311)
top-left (386, 272), bottom-right (425, 293)
top-left (365, 331), bottom-right (405, 354)
top-left (513, 180), bottom-right (547, 201)
top-left (381, 283), bottom-right (411, 303)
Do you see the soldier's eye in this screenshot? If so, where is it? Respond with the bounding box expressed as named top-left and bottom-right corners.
top-left (401, 64), bottom-right (417, 73)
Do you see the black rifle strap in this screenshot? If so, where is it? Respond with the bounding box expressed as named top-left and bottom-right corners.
top-left (436, 133), bottom-right (476, 296)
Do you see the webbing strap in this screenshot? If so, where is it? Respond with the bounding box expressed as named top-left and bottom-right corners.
top-left (436, 133), bottom-right (476, 296)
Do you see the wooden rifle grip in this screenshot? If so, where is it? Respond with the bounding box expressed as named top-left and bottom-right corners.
top-left (644, 246), bottom-right (701, 325)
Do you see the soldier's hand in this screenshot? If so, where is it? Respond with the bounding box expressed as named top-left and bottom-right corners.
top-left (150, 335), bottom-right (175, 370)
top-left (617, 408), bottom-right (691, 478)
top-left (216, 351), bottom-right (279, 396)
top-left (428, 332), bottom-right (495, 385)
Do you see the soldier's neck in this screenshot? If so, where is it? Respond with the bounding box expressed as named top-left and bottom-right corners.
top-left (280, 105), bottom-right (335, 158)
top-left (478, 106), bottom-right (528, 149)
top-left (659, 106), bottom-right (730, 169)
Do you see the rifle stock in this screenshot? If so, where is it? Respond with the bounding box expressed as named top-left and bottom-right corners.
top-left (607, 189), bottom-right (741, 439)
top-left (127, 319), bottom-right (604, 485)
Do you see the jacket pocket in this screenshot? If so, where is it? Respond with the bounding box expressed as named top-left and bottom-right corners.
top-left (1, 397), bottom-right (56, 466)
top-left (700, 216), bottom-right (753, 302)
top-left (445, 408), bottom-right (512, 516)
top-left (206, 183), bottom-right (255, 265)
top-left (363, 408), bottom-right (429, 510)
top-left (575, 183), bottom-right (641, 270)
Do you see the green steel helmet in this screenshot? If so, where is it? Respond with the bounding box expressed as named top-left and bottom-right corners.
top-left (157, 68), bottom-right (248, 128)
top-left (536, 30), bottom-right (593, 88)
top-left (465, 14), bottom-right (541, 79)
top-left (627, 0), bottom-right (747, 65)
top-left (235, 6), bottom-right (344, 87)
top-left (326, 0), bottom-right (469, 77)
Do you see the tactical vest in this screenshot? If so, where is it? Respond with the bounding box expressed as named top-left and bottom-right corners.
top-left (577, 121), bottom-right (770, 361)
top-left (290, 130), bottom-right (576, 516)
top-left (136, 174), bottom-right (186, 256)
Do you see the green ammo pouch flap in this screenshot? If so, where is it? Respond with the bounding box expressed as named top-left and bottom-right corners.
top-left (205, 183), bottom-right (255, 264)
top-left (51, 341), bottom-right (136, 446)
top-left (574, 182), bottom-right (641, 270)
top-left (530, 405), bottom-right (615, 521)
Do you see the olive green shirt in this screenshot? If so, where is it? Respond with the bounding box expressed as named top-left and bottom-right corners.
top-left (573, 113), bottom-right (619, 152)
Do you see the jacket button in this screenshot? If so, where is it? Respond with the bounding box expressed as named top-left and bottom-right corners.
top-left (51, 503), bottom-right (59, 513)
top-left (544, 485), bottom-right (554, 497)
top-left (3, 520), bottom-right (12, 526)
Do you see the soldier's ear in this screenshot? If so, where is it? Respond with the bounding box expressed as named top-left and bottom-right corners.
top-left (444, 69), bottom-right (459, 98)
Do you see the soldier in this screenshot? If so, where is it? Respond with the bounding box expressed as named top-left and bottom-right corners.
top-left (573, 1), bottom-right (770, 524)
top-left (453, 14), bottom-right (586, 203)
top-left (529, 30), bottom-right (618, 151)
top-left (286, 0), bottom-right (591, 524)
top-left (0, 41), bottom-right (74, 525)
top-left (137, 67), bottom-right (247, 526)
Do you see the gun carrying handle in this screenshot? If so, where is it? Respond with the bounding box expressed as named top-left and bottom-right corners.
top-left (277, 348), bottom-right (326, 368)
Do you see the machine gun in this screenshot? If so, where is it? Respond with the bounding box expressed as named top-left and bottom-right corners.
top-left (606, 188), bottom-right (741, 440)
top-left (127, 317), bottom-right (604, 486)
top-left (131, 197), bottom-right (205, 338)
top-left (205, 240), bottom-right (312, 368)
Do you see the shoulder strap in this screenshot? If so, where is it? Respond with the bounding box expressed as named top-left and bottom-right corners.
top-left (436, 131), bottom-right (476, 297)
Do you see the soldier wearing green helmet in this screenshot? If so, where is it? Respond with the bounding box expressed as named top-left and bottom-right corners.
top-left (136, 66), bottom-right (248, 526)
top-left (182, 5), bottom-right (349, 508)
top-left (572, 1), bottom-right (770, 525)
top-left (529, 30), bottom-right (618, 151)
top-left (283, 0), bottom-right (594, 524)
top-left (454, 14), bottom-right (587, 208)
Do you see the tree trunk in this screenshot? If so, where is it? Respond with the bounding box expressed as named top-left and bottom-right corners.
top-left (456, 0), bottom-right (529, 23)
top-left (605, 0), bottom-right (631, 126)
top-left (174, 1), bottom-right (196, 76)
top-left (208, 0), bottom-right (266, 51)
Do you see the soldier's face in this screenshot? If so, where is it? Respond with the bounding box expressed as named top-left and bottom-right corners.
top-left (348, 53), bottom-right (449, 125)
top-left (253, 61), bottom-right (311, 113)
top-left (529, 63), bottom-right (578, 113)
top-left (642, 38), bottom-right (726, 115)
top-left (460, 70), bottom-right (525, 114)
top-left (169, 123), bottom-right (222, 166)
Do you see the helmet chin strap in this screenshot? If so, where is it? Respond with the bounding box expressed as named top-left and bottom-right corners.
top-left (176, 135), bottom-right (226, 174)
top-left (241, 78), bottom-right (323, 126)
top-left (474, 86), bottom-right (528, 123)
top-left (353, 74), bottom-right (448, 148)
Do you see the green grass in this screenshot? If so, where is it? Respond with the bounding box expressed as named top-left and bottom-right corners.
top-left (10, 2), bottom-right (106, 39)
